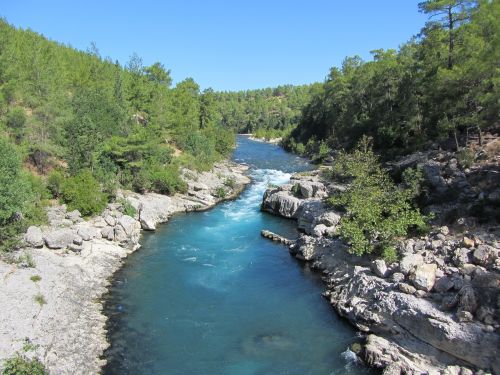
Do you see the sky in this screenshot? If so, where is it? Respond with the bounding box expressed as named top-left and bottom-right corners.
top-left (1, 0), bottom-right (428, 91)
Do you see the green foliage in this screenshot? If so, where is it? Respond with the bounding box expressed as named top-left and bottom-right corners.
top-left (215, 187), bottom-right (227, 199)
top-left (30, 275), bottom-right (42, 282)
top-left (60, 170), bottom-right (107, 216)
top-left (328, 137), bottom-right (428, 256)
top-left (18, 252), bottom-right (36, 268)
top-left (2, 353), bottom-right (47, 375)
top-left (457, 148), bottom-right (475, 168)
top-left (381, 246), bottom-right (399, 264)
top-left (286, 1), bottom-right (498, 158)
top-left (34, 293), bottom-right (46, 306)
top-left (146, 164), bottom-right (187, 195)
top-left (224, 176), bottom-right (236, 189)
top-left (47, 170), bottom-right (64, 198)
top-left (117, 198), bottom-right (137, 217)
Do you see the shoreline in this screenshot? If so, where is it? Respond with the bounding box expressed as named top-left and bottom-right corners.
top-left (0, 160), bottom-right (251, 374)
top-left (260, 162), bottom-right (499, 374)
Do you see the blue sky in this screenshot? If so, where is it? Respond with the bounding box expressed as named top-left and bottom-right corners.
top-left (2, 1), bottom-right (428, 91)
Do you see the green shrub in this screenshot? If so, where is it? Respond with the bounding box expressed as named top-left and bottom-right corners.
top-left (61, 170), bottom-right (107, 216)
top-left (30, 275), bottom-right (41, 282)
top-left (457, 148), bottom-right (475, 169)
top-left (47, 170), bottom-right (64, 198)
top-left (147, 164), bottom-right (187, 195)
top-left (224, 176), bottom-right (236, 189)
top-left (215, 187), bottom-right (227, 198)
top-left (2, 353), bottom-right (47, 375)
top-left (381, 246), bottom-right (399, 264)
top-left (118, 198), bottom-right (137, 217)
top-left (294, 142), bottom-right (306, 155)
top-left (6, 107), bottom-right (27, 131)
top-left (328, 137), bottom-right (427, 256)
top-left (34, 293), bottom-right (46, 306)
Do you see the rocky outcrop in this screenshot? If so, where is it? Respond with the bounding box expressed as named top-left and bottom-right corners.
top-left (0, 160), bottom-right (250, 374)
top-left (260, 163), bottom-right (500, 375)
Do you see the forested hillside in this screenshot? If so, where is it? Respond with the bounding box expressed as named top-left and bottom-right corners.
top-left (215, 84), bottom-right (320, 139)
top-left (0, 19), bottom-right (236, 251)
top-left (284, 0), bottom-right (499, 160)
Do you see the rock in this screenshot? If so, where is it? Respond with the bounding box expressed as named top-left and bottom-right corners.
top-left (371, 259), bottom-right (388, 278)
top-left (440, 226), bottom-right (450, 235)
top-left (453, 248), bottom-right (470, 266)
top-left (399, 283), bottom-right (416, 295)
top-left (399, 253), bottom-right (424, 275)
top-left (382, 363), bottom-right (401, 375)
top-left (312, 224), bottom-right (328, 237)
top-left (118, 215), bottom-right (140, 236)
top-left (457, 287), bottom-right (477, 313)
top-left (391, 272), bottom-right (405, 283)
top-left (462, 237), bottom-right (475, 248)
top-left (66, 210), bottom-right (82, 222)
top-left (317, 211), bottom-right (341, 227)
top-left (441, 294), bottom-right (458, 311)
top-left (457, 310), bottom-right (473, 323)
top-left (472, 245), bottom-right (496, 266)
top-left (290, 235), bottom-right (316, 261)
top-left (104, 215), bottom-right (116, 227)
top-left (261, 189), bottom-right (301, 218)
top-left (410, 264), bottom-right (437, 291)
top-left (484, 325), bottom-right (495, 333)
top-left (293, 181), bottom-right (326, 198)
top-left (101, 226), bottom-right (114, 241)
top-left (140, 216), bottom-right (157, 231)
top-left (113, 225), bottom-right (128, 243)
top-left (73, 235), bottom-right (83, 246)
top-left (433, 276), bottom-right (454, 293)
top-left (67, 243), bottom-right (83, 253)
top-left (297, 200), bottom-right (326, 234)
top-left (24, 226), bottom-right (44, 248)
top-left (77, 227), bottom-right (102, 241)
top-left (443, 365), bottom-right (461, 375)
top-left (43, 228), bottom-right (77, 249)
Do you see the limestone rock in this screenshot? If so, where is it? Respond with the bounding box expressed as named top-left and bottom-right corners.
top-left (66, 210), bottom-right (82, 223)
top-left (24, 226), bottom-right (44, 248)
top-left (77, 227), bottom-right (102, 241)
top-left (372, 259), bottom-right (388, 278)
top-left (43, 228), bottom-right (77, 249)
top-left (399, 283), bottom-right (417, 295)
top-left (410, 264), bottom-right (437, 291)
top-left (261, 189), bottom-right (301, 218)
top-left (399, 253), bottom-right (424, 275)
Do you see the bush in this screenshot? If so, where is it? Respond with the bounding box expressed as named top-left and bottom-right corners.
top-left (2, 353), bottom-right (47, 375)
top-left (147, 164), bottom-right (187, 195)
top-left (61, 170), bottom-right (107, 216)
top-left (117, 198), bottom-right (137, 217)
top-left (215, 187), bottom-right (226, 199)
top-left (47, 170), bottom-right (65, 198)
top-left (224, 176), bottom-right (236, 189)
top-left (328, 137), bottom-right (427, 256)
top-left (6, 107), bottom-right (27, 132)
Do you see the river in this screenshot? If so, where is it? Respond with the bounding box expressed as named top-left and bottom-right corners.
top-left (102, 136), bottom-right (372, 375)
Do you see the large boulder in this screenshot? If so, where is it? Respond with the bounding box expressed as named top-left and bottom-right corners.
top-left (24, 226), bottom-right (44, 248)
top-left (261, 189), bottom-right (301, 218)
top-left (409, 263), bottom-right (437, 291)
top-left (77, 226), bottom-right (102, 241)
top-left (293, 181), bottom-right (326, 199)
top-left (297, 200), bottom-right (325, 234)
top-left (399, 253), bottom-right (424, 275)
top-left (43, 228), bottom-right (77, 249)
top-left (118, 215), bottom-right (140, 236)
top-left (372, 259), bottom-right (388, 278)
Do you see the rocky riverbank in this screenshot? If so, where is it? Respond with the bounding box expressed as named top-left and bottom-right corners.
top-left (0, 161), bottom-right (250, 374)
top-left (260, 149), bottom-right (500, 374)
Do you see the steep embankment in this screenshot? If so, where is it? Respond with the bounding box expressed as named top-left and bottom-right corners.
top-left (0, 162), bottom-right (250, 374)
top-left (260, 148), bottom-right (500, 374)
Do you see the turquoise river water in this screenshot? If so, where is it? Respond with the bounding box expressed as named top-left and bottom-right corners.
top-left (103, 136), bottom-right (374, 375)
